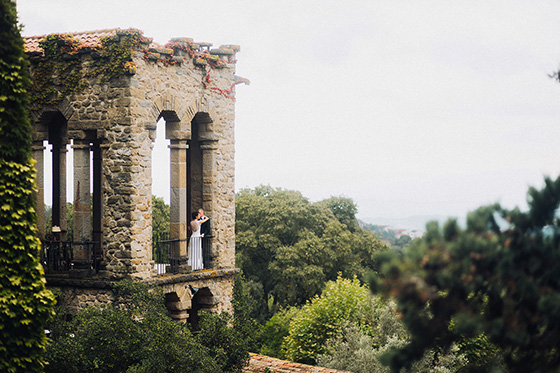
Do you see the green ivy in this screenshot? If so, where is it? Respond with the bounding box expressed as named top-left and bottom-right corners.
top-left (88, 29), bottom-right (145, 81)
top-left (28, 30), bottom-right (146, 109)
top-left (0, 0), bottom-right (56, 371)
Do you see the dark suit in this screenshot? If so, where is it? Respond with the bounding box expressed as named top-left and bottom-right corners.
top-left (199, 217), bottom-right (211, 237)
top-left (199, 217), bottom-right (211, 267)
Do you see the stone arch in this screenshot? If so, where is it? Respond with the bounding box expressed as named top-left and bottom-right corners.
top-left (163, 283), bottom-right (195, 322)
top-left (149, 94), bottom-right (219, 137)
top-left (148, 94), bottom-right (221, 273)
top-left (188, 286), bottom-right (216, 330)
top-left (30, 96), bottom-right (75, 125)
top-left (178, 97), bottom-right (218, 125)
top-left (162, 283), bottom-right (217, 327)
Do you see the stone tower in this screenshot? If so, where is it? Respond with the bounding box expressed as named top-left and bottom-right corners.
top-left (24, 28), bottom-right (246, 320)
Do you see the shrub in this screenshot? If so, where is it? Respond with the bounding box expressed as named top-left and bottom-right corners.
top-left (282, 276), bottom-right (380, 364)
top-left (259, 306), bottom-right (299, 358)
top-left (44, 280), bottom-right (248, 372)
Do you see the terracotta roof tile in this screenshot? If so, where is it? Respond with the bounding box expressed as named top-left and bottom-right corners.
top-left (24, 28), bottom-right (121, 54)
top-left (244, 353), bottom-right (352, 373)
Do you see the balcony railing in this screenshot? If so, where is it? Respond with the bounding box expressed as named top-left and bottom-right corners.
top-left (152, 233), bottom-right (213, 275)
top-left (40, 234), bottom-right (213, 277)
top-left (40, 240), bottom-right (101, 276)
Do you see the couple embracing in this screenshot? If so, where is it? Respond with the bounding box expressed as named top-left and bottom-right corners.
top-left (188, 208), bottom-right (210, 270)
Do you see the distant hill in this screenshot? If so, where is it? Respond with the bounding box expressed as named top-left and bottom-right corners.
top-left (359, 215), bottom-right (466, 233)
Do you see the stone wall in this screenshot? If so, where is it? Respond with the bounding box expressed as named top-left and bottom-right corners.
top-left (25, 28), bottom-right (244, 317)
top-left (49, 268), bottom-right (238, 321)
top-left (26, 29), bottom-right (240, 279)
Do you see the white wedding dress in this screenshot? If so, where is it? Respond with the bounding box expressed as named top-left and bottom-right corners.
top-left (188, 221), bottom-right (204, 270)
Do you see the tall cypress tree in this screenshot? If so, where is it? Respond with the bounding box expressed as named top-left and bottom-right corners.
top-left (0, 1), bottom-right (55, 371)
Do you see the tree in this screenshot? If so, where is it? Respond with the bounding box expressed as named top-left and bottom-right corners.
top-left (231, 272), bottom-right (263, 352)
top-left (151, 195), bottom-right (170, 240)
top-left (316, 196), bottom-right (360, 232)
top-left (281, 279), bottom-right (466, 372)
top-left (45, 280), bottom-right (250, 373)
top-left (235, 186), bottom-right (387, 320)
top-left (370, 176), bottom-right (560, 372)
top-left (0, 1), bottom-right (56, 371)
top-left (282, 276), bottom-right (379, 365)
top-left (259, 306), bottom-right (299, 358)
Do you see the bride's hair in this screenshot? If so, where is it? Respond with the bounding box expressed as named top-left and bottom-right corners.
top-left (191, 211), bottom-right (199, 220)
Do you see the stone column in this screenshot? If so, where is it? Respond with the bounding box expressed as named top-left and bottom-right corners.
top-left (169, 140), bottom-right (189, 269)
top-left (92, 141), bottom-right (105, 270)
top-left (200, 140), bottom-right (218, 214)
top-left (51, 141), bottom-right (68, 241)
top-left (71, 140), bottom-right (92, 276)
top-left (72, 140), bottom-right (92, 241)
top-left (200, 140), bottom-right (218, 266)
top-left (32, 141), bottom-right (45, 239)
top-left (59, 145), bottom-right (68, 241)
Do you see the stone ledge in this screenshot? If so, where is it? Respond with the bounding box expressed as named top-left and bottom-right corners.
top-left (45, 267), bottom-right (239, 289)
top-left (45, 276), bottom-right (116, 289)
top-left (146, 267), bottom-right (239, 286)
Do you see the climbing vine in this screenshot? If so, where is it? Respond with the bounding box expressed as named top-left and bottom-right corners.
top-left (28, 34), bottom-right (88, 108)
top-left (90, 29), bottom-right (148, 80)
top-left (28, 29), bottom-right (148, 109)
top-left (27, 29), bottom-right (237, 109)
top-left (0, 0), bottom-right (56, 371)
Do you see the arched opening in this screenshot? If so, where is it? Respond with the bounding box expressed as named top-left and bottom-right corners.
top-left (188, 115), bottom-right (202, 218)
top-left (150, 110), bottom-right (217, 274)
top-left (189, 112), bottom-right (216, 268)
top-left (151, 117), bottom-right (170, 204)
top-left (35, 110), bottom-right (103, 276)
top-left (188, 287), bottom-right (215, 331)
top-left (151, 117), bottom-right (171, 274)
top-left (46, 112), bottom-right (69, 242)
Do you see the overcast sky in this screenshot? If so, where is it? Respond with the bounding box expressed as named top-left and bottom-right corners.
top-left (17, 0), bottom-right (560, 221)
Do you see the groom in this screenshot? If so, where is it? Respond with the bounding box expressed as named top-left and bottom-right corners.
top-left (198, 208), bottom-right (211, 238)
top-left (198, 208), bottom-right (211, 267)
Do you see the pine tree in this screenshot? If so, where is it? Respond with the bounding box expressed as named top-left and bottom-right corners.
top-left (370, 176), bottom-right (560, 372)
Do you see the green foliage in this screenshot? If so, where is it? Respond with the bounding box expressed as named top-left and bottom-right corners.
top-left (30, 34), bottom-right (89, 108)
top-left (317, 307), bottom-right (467, 373)
top-left (282, 276), bottom-right (379, 365)
top-left (370, 176), bottom-right (560, 372)
top-left (90, 29), bottom-right (145, 81)
top-left (316, 195), bottom-right (360, 232)
top-left (318, 324), bottom-right (466, 373)
top-left (151, 195), bottom-right (170, 240)
top-left (455, 332), bottom-right (504, 372)
top-left (259, 306), bottom-right (299, 358)
top-left (317, 323), bottom-right (384, 373)
top-left (235, 186), bottom-right (387, 320)
top-left (29, 29), bottom-right (146, 109)
top-left (196, 311), bottom-right (250, 373)
top-left (45, 280), bottom-right (249, 373)
top-left (0, 0), bottom-right (56, 371)
top-left (232, 272), bottom-right (263, 352)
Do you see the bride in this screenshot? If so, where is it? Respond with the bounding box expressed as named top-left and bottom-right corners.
top-left (188, 211), bottom-right (208, 270)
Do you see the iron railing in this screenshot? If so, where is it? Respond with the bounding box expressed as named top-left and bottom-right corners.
top-left (40, 234), bottom-right (213, 276)
top-left (152, 233), bottom-right (213, 275)
top-left (40, 240), bottom-right (101, 276)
